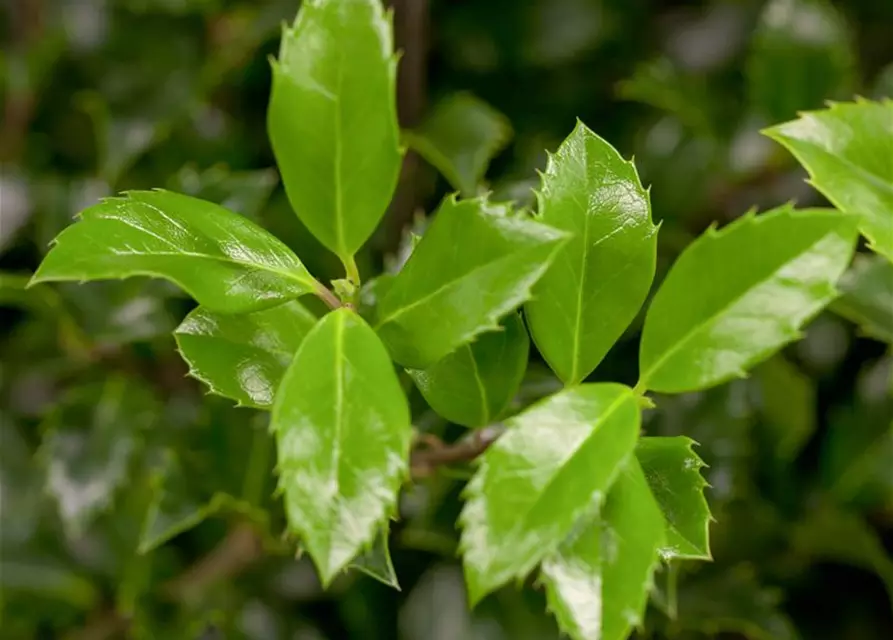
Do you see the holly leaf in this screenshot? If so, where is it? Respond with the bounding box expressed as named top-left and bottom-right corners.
top-left (752, 355), bottom-right (817, 460)
top-left (271, 308), bottom-right (412, 586)
top-left (459, 383), bottom-right (640, 604)
top-left (377, 195), bottom-right (567, 369)
top-left (31, 190), bottom-right (317, 314)
top-left (174, 300), bottom-right (318, 408)
top-left (541, 459), bottom-right (665, 640)
top-left (763, 99), bottom-right (893, 261)
top-left (268, 0), bottom-right (402, 260)
top-left (638, 205), bottom-right (858, 394)
top-left (831, 253), bottom-right (893, 343)
top-left (636, 437), bottom-right (711, 561)
top-left (405, 92), bottom-right (512, 196)
top-left (409, 313), bottom-right (529, 428)
top-left (349, 526), bottom-right (400, 590)
top-left (525, 121), bottom-right (658, 385)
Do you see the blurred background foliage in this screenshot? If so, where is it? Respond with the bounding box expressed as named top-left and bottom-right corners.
top-left (1, 0), bottom-right (892, 638)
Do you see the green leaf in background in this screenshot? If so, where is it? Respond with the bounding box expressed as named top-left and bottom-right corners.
top-left (31, 190), bottom-right (318, 314)
top-left (541, 459), bottom-right (665, 640)
top-left (0, 418), bottom-right (44, 546)
top-left (636, 437), bottom-right (711, 561)
top-left (764, 99), bottom-right (893, 261)
top-left (376, 195), bottom-right (567, 369)
top-left (349, 526), bottom-right (400, 590)
top-left (271, 308), bottom-right (412, 586)
top-left (268, 0), bottom-right (402, 261)
top-left (409, 313), bottom-right (529, 428)
top-left (174, 299), bottom-right (318, 408)
top-left (405, 92), bottom-right (513, 196)
top-left (831, 253), bottom-right (893, 343)
top-left (168, 164), bottom-right (279, 223)
top-left (746, 0), bottom-right (853, 123)
top-left (752, 355), bottom-right (816, 460)
top-left (525, 121), bottom-right (658, 385)
top-left (139, 452), bottom-right (211, 554)
top-left (459, 383), bottom-right (640, 604)
top-left (638, 205), bottom-right (858, 394)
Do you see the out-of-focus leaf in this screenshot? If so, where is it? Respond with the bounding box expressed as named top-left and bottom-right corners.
top-left (409, 313), bottom-right (529, 428)
top-left (636, 436), bottom-right (711, 561)
top-left (271, 309), bottom-right (411, 586)
top-left (831, 253), bottom-right (893, 343)
top-left (31, 190), bottom-right (318, 313)
top-left (752, 355), bottom-right (817, 460)
top-left (399, 565), bottom-right (474, 640)
top-left (175, 299), bottom-right (317, 408)
top-left (747, 0), bottom-right (853, 122)
top-left (268, 0), bottom-right (401, 260)
top-left (0, 555), bottom-right (99, 609)
top-left (459, 383), bottom-right (640, 604)
top-left (639, 205), bottom-right (858, 393)
top-left (764, 99), bottom-right (893, 261)
top-left (525, 121), bottom-right (657, 384)
top-left (168, 163), bottom-right (279, 222)
top-left (541, 460), bottom-right (665, 640)
top-left (406, 92), bottom-right (512, 196)
top-left (376, 195), bottom-right (567, 369)
top-left (0, 418), bottom-right (44, 546)
top-left (349, 526), bottom-right (399, 590)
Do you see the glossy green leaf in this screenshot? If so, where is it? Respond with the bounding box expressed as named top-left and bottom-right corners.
top-left (747, 0), bottom-right (853, 123)
top-left (831, 253), bottom-right (893, 343)
top-left (175, 300), bottom-right (318, 408)
top-left (525, 121), bottom-right (658, 385)
top-left (349, 526), bottom-right (400, 590)
top-left (377, 195), bottom-right (567, 369)
top-left (541, 459), bottom-right (665, 640)
top-left (753, 355), bottom-right (816, 460)
top-left (271, 308), bottom-right (412, 586)
top-left (764, 99), bottom-right (893, 261)
top-left (405, 92), bottom-right (512, 196)
top-left (636, 437), bottom-right (711, 561)
top-left (639, 205), bottom-right (858, 394)
top-left (30, 190), bottom-right (317, 313)
top-left (409, 313), bottom-right (529, 428)
top-left (268, 0), bottom-right (401, 260)
top-left (459, 383), bottom-right (640, 604)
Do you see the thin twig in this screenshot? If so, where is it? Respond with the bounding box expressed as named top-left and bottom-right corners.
top-left (410, 425), bottom-right (504, 478)
top-left (314, 282), bottom-right (343, 310)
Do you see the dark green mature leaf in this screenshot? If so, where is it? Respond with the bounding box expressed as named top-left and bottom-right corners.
top-left (406, 92), bottom-right (513, 196)
top-left (639, 205), bottom-right (858, 394)
top-left (409, 313), bottom-right (529, 428)
top-left (525, 121), bottom-right (658, 385)
top-left (31, 190), bottom-right (317, 313)
top-left (636, 437), bottom-right (711, 561)
top-left (268, 0), bottom-right (402, 260)
top-left (459, 383), bottom-right (640, 604)
top-left (831, 253), bottom-right (893, 343)
top-left (541, 460), bottom-right (665, 640)
top-left (271, 308), bottom-right (412, 586)
top-left (175, 300), bottom-right (318, 408)
top-left (377, 195), bottom-right (567, 369)
top-left (764, 99), bottom-right (893, 261)
top-left (747, 0), bottom-right (853, 123)
top-left (753, 355), bottom-right (816, 460)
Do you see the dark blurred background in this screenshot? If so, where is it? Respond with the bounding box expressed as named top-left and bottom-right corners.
top-left (1, 0), bottom-right (892, 638)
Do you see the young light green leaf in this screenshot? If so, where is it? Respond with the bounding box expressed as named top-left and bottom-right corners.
top-left (349, 526), bottom-right (400, 590)
top-left (831, 253), bottom-right (893, 343)
top-left (459, 383), bottom-right (640, 605)
top-left (377, 195), bottom-right (567, 369)
top-left (541, 459), bottom-right (665, 640)
top-left (753, 355), bottom-right (817, 460)
top-left (639, 205), bottom-right (858, 394)
top-left (30, 190), bottom-right (317, 314)
top-left (763, 99), bottom-right (893, 261)
top-left (405, 92), bottom-right (513, 196)
top-left (525, 121), bottom-right (658, 385)
top-left (268, 0), bottom-right (402, 260)
top-left (271, 308), bottom-right (412, 586)
top-left (174, 300), bottom-right (318, 408)
top-left (409, 313), bottom-right (529, 428)
top-left (635, 437), bottom-right (711, 561)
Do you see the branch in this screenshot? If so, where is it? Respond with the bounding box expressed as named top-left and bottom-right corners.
top-left (410, 425), bottom-right (504, 478)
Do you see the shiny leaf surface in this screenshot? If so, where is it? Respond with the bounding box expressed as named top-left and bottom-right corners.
top-left (525, 121), bottom-right (658, 384)
top-left (459, 383), bottom-right (640, 604)
top-left (639, 205), bottom-right (858, 393)
top-left (409, 313), bottom-right (529, 428)
top-left (377, 195), bottom-right (567, 369)
top-left (31, 190), bottom-right (317, 313)
top-left (831, 253), bottom-right (893, 344)
top-left (268, 0), bottom-right (401, 259)
top-left (541, 459), bottom-right (665, 640)
top-left (175, 299), bottom-right (318, 408)
top-left (271, 308), bottom-right (412, 586)
top-left (764, 99), bottom-right (893, 261)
